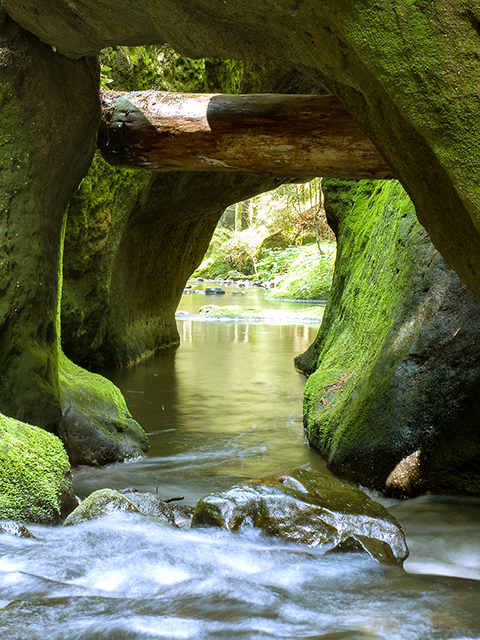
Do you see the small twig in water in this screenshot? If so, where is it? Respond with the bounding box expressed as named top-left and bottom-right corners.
top-left (164, 496), bottom-right (185, 503)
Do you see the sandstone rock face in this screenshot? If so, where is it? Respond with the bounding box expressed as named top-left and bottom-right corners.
top-left (4, 1), bottom-right (480, 303)
top-left (0, 414), bottom-right (78, 524)
top-left (192, 468), bottom-right (408, 567)
top-left (64, 168), bottom-right (292, 367)
top-left (297, 179), bottom-right (480, 497)
top-left (0, 7), bottom-right (99, 429)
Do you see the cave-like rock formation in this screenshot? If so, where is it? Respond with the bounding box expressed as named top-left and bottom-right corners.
top-left (296, 179), bottom-right (480, 497)
top-left (63, 165), bottom-right (297, 368)
top-left (0, 7), bottom-right (98, 428)
top-left (0, 8), bottom-right (148, 465)
top-left (4, 0), bottom-right (480, 304)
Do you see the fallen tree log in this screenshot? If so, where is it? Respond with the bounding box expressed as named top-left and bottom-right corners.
top-left (99, 91), bottom-right (393, 180)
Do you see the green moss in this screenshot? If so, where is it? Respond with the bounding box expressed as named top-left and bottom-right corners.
top-left (302, 179), bottom-right (435, 477)
top-left (64, 488), bottom-right (139, 526)
top-left (58, 352), bottom-right (149, 464)
top-left (0, 413), bottom-right (74, 523)
top-left (99, 45), bottom-right (206, 92)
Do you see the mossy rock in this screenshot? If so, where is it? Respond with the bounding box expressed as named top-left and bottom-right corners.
top-left (0, 414), bottom-right (77, 524)
top-left (63, 489), bottom-right (140, 526)
top-left (298, 179), bottom-right (480, 496)
top-left (192, 468), bottom-right (408, 567)
top-left (58, 354), bottom-right (149, 466)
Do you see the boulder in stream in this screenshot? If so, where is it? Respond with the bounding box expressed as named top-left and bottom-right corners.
top-left (191, 468), bottom-right (408, 567)
top-left (120, 490), bottom-right (177, 526)
top-left (0, 521), bottom-right (36, 538)
top-left (64, 488), bottom-right (185, 527)
top-left (0, 414), bottom-right (78, 524)
top-left (64, 489), bottom-right (140, 526)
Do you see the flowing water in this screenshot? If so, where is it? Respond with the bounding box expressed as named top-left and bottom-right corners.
top-left (1, 283), bottom-right (480, 639)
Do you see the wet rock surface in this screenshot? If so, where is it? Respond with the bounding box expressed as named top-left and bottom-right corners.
top-left (64, 488), bottom-right (190, 528)
top-left (63, 489), bottom-right (140, 526)
top-left (191, 468), bottom-right (408, 567)
top-left (58, 356), bottom-right (149, 467)
top-left (120, 490), bottom-right (177, 526)
top-left (0, 521), bottom-right (36, 538)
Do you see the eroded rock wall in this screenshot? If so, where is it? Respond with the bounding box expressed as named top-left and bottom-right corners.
top-left (4, 0), bottom-right (480, 306)
top-left (297, 180), bottom-right (480, 497)
top-left (0, 7), bottom-right (99, 428)
top-left (62, 54), bottom-right (319, 368)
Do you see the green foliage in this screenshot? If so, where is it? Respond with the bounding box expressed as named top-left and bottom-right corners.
top-left (99, 45), bottom-right (206, 93)
top-left (255, 246), bottom-right (304, 279)
top-left (266, 245), bottom-right (336, 300)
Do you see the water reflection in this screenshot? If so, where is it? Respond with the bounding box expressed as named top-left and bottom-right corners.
top-left (75, 312), bottom-right (328, 504)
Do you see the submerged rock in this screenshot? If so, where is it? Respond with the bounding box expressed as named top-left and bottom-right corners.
top-left (191, 468), bottom-right (408, 567)
top-left (205, 287), bottom-right (226, 295)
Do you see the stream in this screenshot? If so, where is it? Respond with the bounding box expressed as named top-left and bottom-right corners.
top-left (1, 283), bottom-right (480, 639)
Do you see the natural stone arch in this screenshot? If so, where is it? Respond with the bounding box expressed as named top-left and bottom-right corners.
top-left (4, 0), bottom-right (480, 302)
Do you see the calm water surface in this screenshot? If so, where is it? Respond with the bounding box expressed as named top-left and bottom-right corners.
top-left (1, 283), bottom-right (479, 639)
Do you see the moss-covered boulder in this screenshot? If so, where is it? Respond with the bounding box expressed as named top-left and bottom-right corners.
top-left (64, 488), bottom-right (180, 526)
top-left (192, 468), bottom-right (408, 567)
top-left (63, 489), bottom-right (139, 526)
top-left (297, 179), bottom-right (480, 497)
top-left (57, 354), bottom-right (148, 466)
top-left (0, 414), bottom-right (77, 524)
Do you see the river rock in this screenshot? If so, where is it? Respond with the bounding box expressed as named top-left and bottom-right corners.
top-left (191, 468), bottom-right (408, 567)
top-left (120, 491), bottom-right (177, 526)
top-left (63, 489), bottom-right (140, 526)
top-left (0, 521), bottom-right (36, 538)
top-left (58, 355), bottom-right (149, 466)
top-left (205, 287), bottom-right (226, 295)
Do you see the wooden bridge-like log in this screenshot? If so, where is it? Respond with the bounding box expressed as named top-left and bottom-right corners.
top-left (98, 91), bottom-right (393, 180)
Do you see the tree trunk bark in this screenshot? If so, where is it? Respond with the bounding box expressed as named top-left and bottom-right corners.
top-left (99, 91), bottom-right (394, 180)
